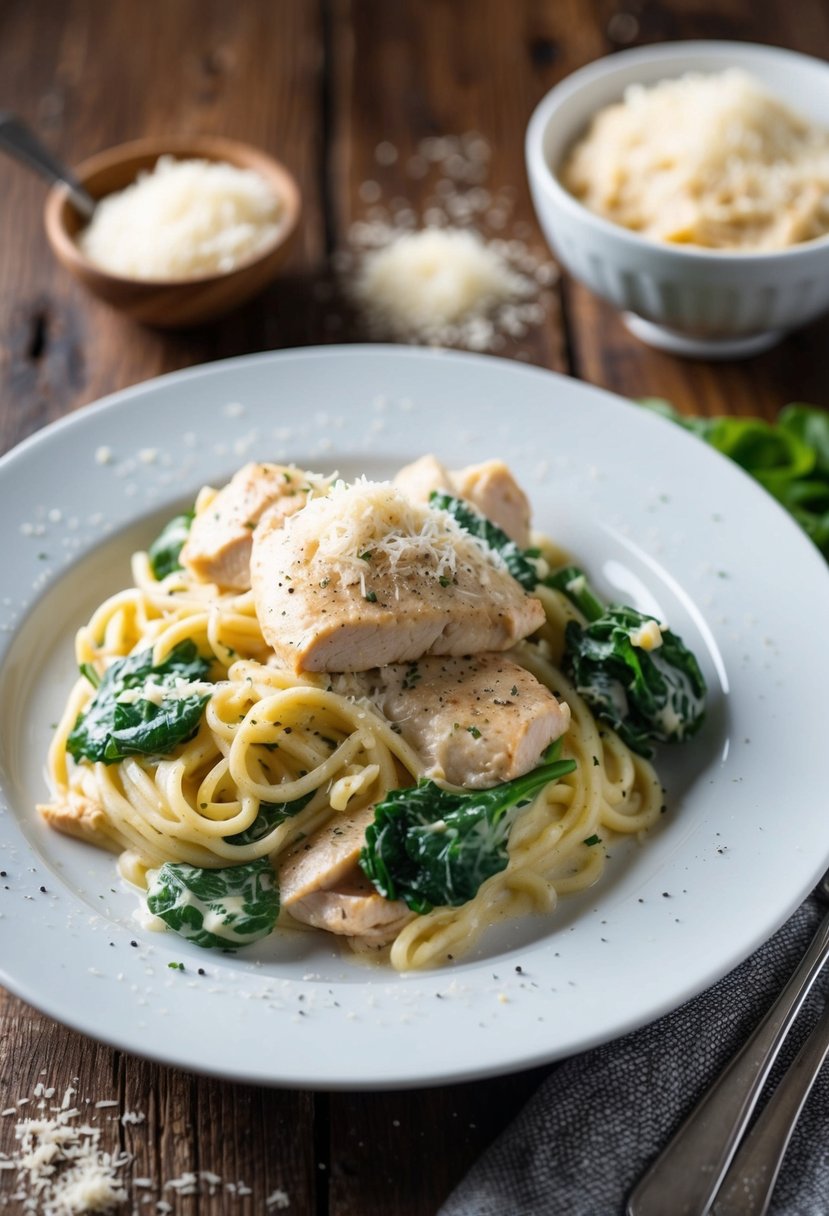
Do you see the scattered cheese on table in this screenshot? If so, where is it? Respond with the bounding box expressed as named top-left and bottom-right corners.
top-left (340, 130), bottom-right (558, 351)
top-left (353, 227), bottom-right (531, 346)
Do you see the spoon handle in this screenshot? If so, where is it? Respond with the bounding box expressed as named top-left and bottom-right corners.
top-left (0, 112), bottom-right (95, 219)
top-left (710, 1001), bottom-right (829, 1216)
top-left (626, 908), bottom-right (829, 1216)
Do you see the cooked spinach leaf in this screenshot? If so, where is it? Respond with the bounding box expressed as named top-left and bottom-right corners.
top-left (148, 510), bottom-right (194, 580)
top-left (360, 742), bottom-right (576, 914)
top-left (224, 790), bottom-right (315, 845)
top-left (548, 566), bottom-right (706, 757)
top-left (429, 491), bottom-right (542, 591)
top-left (67, 640), bottom-right (212, 764)
top-left (146, 858), bottom-right (279, 949)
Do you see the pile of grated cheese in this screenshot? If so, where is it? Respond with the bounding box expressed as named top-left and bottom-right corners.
top-left (339, 131), bottom-right (557, 350)
top-left (561, 69), bottom-right (829, 250)
top-left (1, 1094), bottom-right (128, 1215)
top-left (353, 227), bottom-right (532, 347)
top-left (0, 1081), bottom-right (293, 1212)
top-left (79, 156), bottom-right (283, 281)
top-left (300, 479), bottom-right (465, 588)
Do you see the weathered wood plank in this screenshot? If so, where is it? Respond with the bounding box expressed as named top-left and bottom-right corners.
top-left (0, 0), bottom-right (329, 456)
top-left (325, 0), bottom-right (578, 375)
top-left (0, 992), bottom-right (317, 1213)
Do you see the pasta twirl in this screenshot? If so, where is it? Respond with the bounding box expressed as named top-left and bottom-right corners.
top-left (40, 479), bottom-right (665, 971)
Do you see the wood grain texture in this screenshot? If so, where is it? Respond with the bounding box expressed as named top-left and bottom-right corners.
top-left (0, 0), bottom-right (328, 452)
top-left (2, 0), bottom-right (829, 1213)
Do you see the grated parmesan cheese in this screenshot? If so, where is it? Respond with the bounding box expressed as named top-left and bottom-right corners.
top-left (11, 1112), bottom-right (128, 1214)
top-left (79, 156), bottom-right (283, 281)
top-left (341, 130), bottom-right (557, 350)
top-left (3, 1081), bottom-right (290, 1212)
top-left (561, 69), bottom-right (829, 250)
top-left (297, 479), bottom-right (471, 586)
top-left (353, 227), bottom-right (531, 345)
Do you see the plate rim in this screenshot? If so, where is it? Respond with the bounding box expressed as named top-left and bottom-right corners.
top-left (1, 343), bottom-right (828, 1090)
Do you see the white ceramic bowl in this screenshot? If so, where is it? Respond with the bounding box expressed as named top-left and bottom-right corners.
top-left (526, 41), bottom-right (829, 358)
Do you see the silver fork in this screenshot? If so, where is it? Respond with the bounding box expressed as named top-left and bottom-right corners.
top-left (711, 998), bottom-right (829, 1215)
top-left (627, 867), bottom-right (829, 1216)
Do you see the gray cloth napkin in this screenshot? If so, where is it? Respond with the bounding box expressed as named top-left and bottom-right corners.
top-left (439, 898), bottom-right (829, 1216)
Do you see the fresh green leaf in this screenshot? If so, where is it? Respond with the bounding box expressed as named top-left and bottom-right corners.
top-left (146, 858), bottom-right (279, 949)
top-left (359, 742), bottom-right (576, 914)
top-left (224, 791), bottom-right (315, 845)
top-left (553, 571), bottom-right (706, 758)
top-left (148, 511), bottom-right (194, 580)
top-left (66, 640), bottom-right (212, 765)
top-left (430, 492), bottom-right (541, 591)
top-left (780, 404), bottom-right (829, 477)
top-left (640, 399), bottom-right (829, 560)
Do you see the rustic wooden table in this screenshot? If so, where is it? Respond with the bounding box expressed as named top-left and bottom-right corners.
top-left (2, 2), bottom-right (828, 1213)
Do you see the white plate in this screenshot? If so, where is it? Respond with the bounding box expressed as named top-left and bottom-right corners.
top-left (1, 346), bottom-right (827, 1090)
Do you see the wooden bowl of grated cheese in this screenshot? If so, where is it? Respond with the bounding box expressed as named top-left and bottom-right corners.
top-left (44, 135), bottom-right (301, 328)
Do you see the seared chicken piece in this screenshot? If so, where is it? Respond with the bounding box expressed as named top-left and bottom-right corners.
top-left (279, 803), bottom-right (411, 942)
top-left (251, 481), bottom-right (545, 673)
top-left (38, 792), bottom-right (117, 850)
top-left (393, 453), bottom-right (453, 503)
top-left (395, 455), bottom-right (532, 547)
top-left (180, 462), bottom-right (322, 590)
top-left (334, 653), bottom-right (570, 788)
top-left (452, 460), bottom-right (531, 549)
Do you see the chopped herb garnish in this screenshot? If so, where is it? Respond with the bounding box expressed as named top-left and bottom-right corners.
top-left (583, 834), bottom-right (602, 847)
top-left (402, 663), bottom-right (421, 690)
top-left (467, 725), bottom-right (482, 739)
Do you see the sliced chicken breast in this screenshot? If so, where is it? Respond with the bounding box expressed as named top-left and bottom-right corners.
top-left (251, 481), bottom-right (545, 673)
top-left (393, 453), bottom-right (453, 503)
top-left (279, 803), bottom-right (411, 943)
top-left (452, 459), bottom-right (532, 549)
top-left (395, 455), bottom-right (531, 547)
top-left (180, 462), bottom-right (323, 590)
top-left (334, 653), bottom-right (570, 788)
top-left (38, 793), bottom-right (117, 850)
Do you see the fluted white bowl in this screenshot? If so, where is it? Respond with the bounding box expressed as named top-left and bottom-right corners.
top-left (526, 41), bottom-right (829, 358)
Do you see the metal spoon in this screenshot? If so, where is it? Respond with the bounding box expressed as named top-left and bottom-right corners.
top-left (627, 867), bottom-right (829, 1216)
top-left (0, 111), bottom-right (95, 220)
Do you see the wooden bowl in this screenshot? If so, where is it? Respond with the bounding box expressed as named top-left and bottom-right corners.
top-left (44, 136), bottom-right (301, 328)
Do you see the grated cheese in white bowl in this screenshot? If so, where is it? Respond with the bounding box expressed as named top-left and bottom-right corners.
top-left (78, 156), bottom-right (283, 281)
top-left (561, 69), bottom-right (829, 250)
